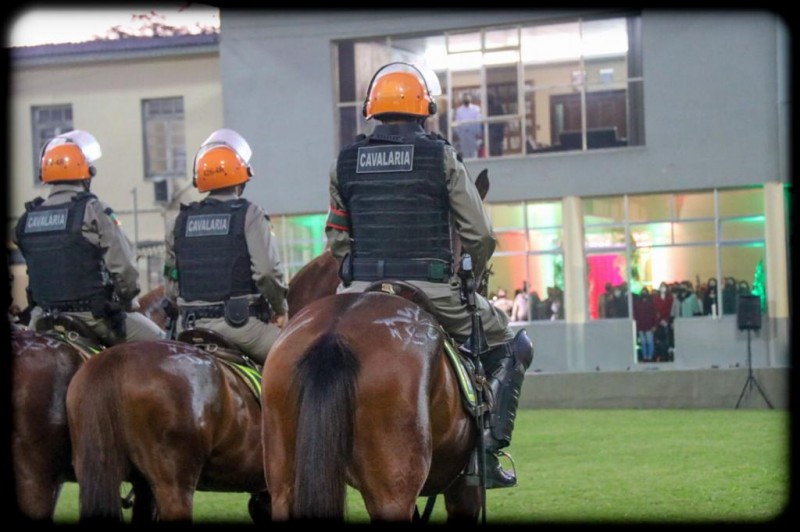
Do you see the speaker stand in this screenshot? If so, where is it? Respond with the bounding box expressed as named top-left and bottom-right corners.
top-left (735, 329), bottom-right (774, 409)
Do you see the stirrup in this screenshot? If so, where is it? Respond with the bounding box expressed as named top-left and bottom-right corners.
top-left (485, 450), bottom-right (518, 489)
top-left (462, 449), bottom-right (518, 488)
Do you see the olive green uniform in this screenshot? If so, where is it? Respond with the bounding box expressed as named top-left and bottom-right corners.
top-left (21, 183), bottom-right (166, 344)
top-left (164, 192), bottom-right (289, 364)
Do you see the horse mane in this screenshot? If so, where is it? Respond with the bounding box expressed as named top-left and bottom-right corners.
top-left (137, 285), bottom-right (165, 315)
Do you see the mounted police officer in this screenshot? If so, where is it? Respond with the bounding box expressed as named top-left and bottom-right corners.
top-left (325, 62), bottom-right (534, 489)
top-left (14, 129), bottom-right (165, 345)
top-left (164, 128), bottom-right (289, 365)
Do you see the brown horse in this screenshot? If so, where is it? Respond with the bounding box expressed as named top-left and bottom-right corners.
top-left (65, 338), bottom-right (269, 524)
top-left (67, 252), bottom-right (360, 522)
top-left (10, 286), bottom-right (170, 522)
top-left (286, 248), bottom-right (340, 319)
top-left (11, 328), bottom-right (87, 522)
top-left (261, 169), bottom-right (499, 522)
top-left (262, 290), bottom-right (482, 522)
top-left (62, 264), bottom-right (336, 524)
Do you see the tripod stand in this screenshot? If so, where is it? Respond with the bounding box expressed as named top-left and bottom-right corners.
top-left (735, 329), bottom-right (773, 409)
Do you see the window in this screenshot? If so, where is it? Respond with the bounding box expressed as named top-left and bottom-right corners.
top-left (484, 200), bottom-right (564, 321)
top-left (583, 188), bottom-right (766, 362)
top-left (270, 213), bottom-right (328, 280)
top-left (333, 12), bottom-right (643, 159)
top-left (142, 97), bottom-right (186, 180)
top-left (31, 104), bottom-right (73, 185)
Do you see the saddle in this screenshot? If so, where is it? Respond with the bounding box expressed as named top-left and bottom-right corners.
top-left (176, 327), bottom-right (263, 403)
top-left (34, 313), bottom-right (105, 361)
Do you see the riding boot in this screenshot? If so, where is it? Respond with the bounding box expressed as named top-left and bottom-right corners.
top-left (479, 329), bottom-right (534, 489)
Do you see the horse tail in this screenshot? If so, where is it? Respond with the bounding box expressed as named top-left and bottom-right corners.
top-left (69, 363), bottom-right (127, 523)
top-left (292, 331), bottom-right (360, 520)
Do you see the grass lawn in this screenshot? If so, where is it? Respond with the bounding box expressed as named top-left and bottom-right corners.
top-left (53, 408), bottom-right (790, 524)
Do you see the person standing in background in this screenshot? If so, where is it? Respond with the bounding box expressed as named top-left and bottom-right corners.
top-left (454, 92), bottom-right (482, 158)
top-left (633, 286), bottom-right (658, 361)
top-left (653, 281), bottom-right (674, 361)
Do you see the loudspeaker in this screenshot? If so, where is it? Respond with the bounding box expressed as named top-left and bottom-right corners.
top-left (737, 295), bottom-right (762, 331)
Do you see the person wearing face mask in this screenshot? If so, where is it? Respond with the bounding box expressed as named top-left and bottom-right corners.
top-left (610, 282), bottom-right (629, 318)
top-left (670, 280), bottom-right (703, 319)
top-left (653, 281), bottom-right (674, 361)
top-left (633, 286), bottom-right (658, 361)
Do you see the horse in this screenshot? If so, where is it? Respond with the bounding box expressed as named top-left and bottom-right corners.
top-left (62, 261), bottom-right (337, 524)
top-left (286, 248), bottom-right (340, 319)
top-left (10, 286), bottom-right (170, 522)
top-left (65, 337), bottom-right (269, 524)
top-left (261, 169), bottom-right (503, 522)
top-left (262, 289), bottom-right (483, 522)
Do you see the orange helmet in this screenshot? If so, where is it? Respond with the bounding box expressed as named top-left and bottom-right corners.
top-left (39, 129), bottom-right (101, 183)
top-left (192, 128), bottom-right (253, 193)
top-left (363, 62), bottom-right (441, 120)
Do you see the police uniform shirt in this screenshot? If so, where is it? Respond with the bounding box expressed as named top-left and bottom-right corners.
top-left (14, 182), bottom-right (142, 304)
top-left (164, 192), bottom-right (289, 316)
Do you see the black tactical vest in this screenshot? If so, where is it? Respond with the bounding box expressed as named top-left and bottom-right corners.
top-left (173, 197), bottom-right (256, 302)
top-left (336, 123), bottom-right (453, 282)
top-left (15, 192), bottom-right (109, 306)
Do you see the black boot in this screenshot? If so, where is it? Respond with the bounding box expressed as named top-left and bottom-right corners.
top-left (480, 329), bottom-right (534, 489)
top-left (483, 449), bottom-right (516, 488)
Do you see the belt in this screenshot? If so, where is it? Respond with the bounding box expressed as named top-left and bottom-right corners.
top-left (351, 257), bottom-right (451, 283)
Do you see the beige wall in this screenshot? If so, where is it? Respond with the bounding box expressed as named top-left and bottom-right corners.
top-left (8, 51), bottom-right (222, 300)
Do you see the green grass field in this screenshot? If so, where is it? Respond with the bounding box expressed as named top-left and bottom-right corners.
top-left (53, 409), bottom-right (790, 524)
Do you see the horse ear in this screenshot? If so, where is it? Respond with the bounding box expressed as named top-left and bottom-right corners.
top-left (475, 169), bottom-right (489, 201)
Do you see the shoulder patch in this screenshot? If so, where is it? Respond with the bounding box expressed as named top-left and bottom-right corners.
top-left (104, 207), bottom-right (122, 226)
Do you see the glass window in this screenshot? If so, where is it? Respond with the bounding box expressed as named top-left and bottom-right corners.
top-left (31, 104), bottom-right (73, 185)
top-left (584, 188), bottom-right (767, 364)
top-left (142, 97), bottom-right (186, 179)
top-left (718, 187), bottom-right (764, 217)
top-left (628, 193), bottom-right (671, 222)
top-left (334, 12), bottom-right (643, 158)
top-left (583, 195), bottom-right (625, 224)
top-left (674, 190), bottom-right (715, 219)
top-left (484, 199), bottom-right (563, 321)
top-left (271, 213), bottom-right (328, 280)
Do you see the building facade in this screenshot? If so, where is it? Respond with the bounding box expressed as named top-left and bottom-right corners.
top-left (6, 10), bottom-right (791, 380)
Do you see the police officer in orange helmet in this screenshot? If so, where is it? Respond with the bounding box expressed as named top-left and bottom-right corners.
top-left (164, 128), bottom-right (288, 364)
top-left (14, 130), bottom-right (165, 345)
top-left (325, 62), bottom-right (534, 489)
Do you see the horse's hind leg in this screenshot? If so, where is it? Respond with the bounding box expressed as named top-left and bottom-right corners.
top-left (443, 477), bottom-right (482, 524)
top-left (14, 476), bottom-right (61, 522)
top-left (148, 484), bottom-right (194, 523)
top-left (128, 476), bottom-right (157, 524)
top-left (136, 458), bottom-right (199, 522)
top-left (354, 432), bottom-right (429, 522)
